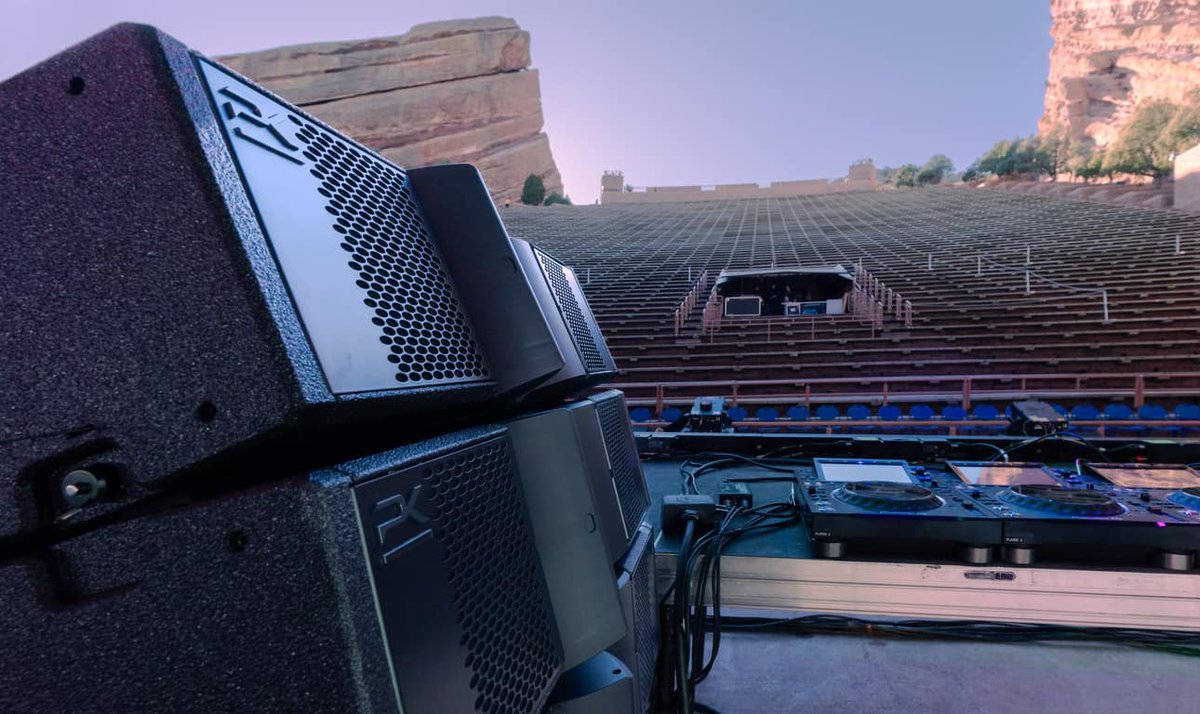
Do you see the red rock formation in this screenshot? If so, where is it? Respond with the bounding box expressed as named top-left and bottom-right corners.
top-left (219, 17), bottom-right (563, 203)
top-left (1040, 0), bottom-right (1200, 146)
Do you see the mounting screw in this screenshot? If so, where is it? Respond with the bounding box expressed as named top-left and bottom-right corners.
top-left (61, 469), bottom-right (103, 509)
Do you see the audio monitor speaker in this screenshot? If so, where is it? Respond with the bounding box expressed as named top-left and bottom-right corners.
top-left (0, 24), bottom-right (564, 523)
top-left (510, 238), bottom-right (618, 401)
top-left (506, 390), bottom-right (653, 671)
top-left (609, 524), bottom-right (660, 714)
top-left (0, 426), bottom-right (563, 713)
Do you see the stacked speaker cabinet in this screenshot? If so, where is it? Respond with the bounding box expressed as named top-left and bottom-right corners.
top-left (510, 239), bottom-right (619, 401)
top-left (0, 427), bottom-right (564, 713)
top-left (508, 391), bottom-right (656, 713)
top-left (0, 23), bottom-right (570, 524)
top-left (0, 22), bottom-right (657, 714)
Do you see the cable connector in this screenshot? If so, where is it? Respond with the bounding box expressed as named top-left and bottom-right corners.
top-left (717, 482), bottom-right (753, 509)
top-left (661, 494), bottom-right (719, 534)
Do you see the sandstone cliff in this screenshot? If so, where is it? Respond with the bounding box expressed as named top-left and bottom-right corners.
top-left (219, 17), bottom-right (563, 203)
top-left (1040, 0), bottom-right (1200, 146)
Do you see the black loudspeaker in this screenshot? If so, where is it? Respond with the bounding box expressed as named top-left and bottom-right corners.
top-left (511, 238), bottom-right (618, 400)
top-left (508, 400), bottom-right (629, 670)
top-left (609, 524), bottom-right (660, 714)
top-left (506, 390), bottom-right (655, 700)
top-left (0, 426), bottom-right (563, 713)
top-left (545, 651), bottom-right (637, 714)
top-left (0, 24), bottom-right (564, 533)
top-left (588, 390), bottom-right (653, 547)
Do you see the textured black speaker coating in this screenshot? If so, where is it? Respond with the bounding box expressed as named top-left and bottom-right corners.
top-left (0, 425), bottom-right (564, 713)
top-left (509, 238), bottom-right (616, 403)
top-left (347, 431), bottom-right (563, 713)
top-left (592, 391), bottom-right (651, 538)
top-left (293, 120), bottom-right (489, 386)
top-left (0, 24), bottom-right (519, 529)
top-left (536, 249), bottom-right (606, 372)
top-left (609, 525), bottom-right (658, 714)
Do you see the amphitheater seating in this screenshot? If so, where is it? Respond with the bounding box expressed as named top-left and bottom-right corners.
top-left (503, 188), bottom-right (1200, 425)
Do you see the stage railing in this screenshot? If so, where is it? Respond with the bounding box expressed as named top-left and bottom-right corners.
top-left (605, 370), bottom-right (1200, 414)
top-left (632, 419), bottom-right (1200, 437)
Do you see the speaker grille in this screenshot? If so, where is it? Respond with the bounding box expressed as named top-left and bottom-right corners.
top-left (535, 250), bottom-right (606, 372)
top-left (631, 538), bottom-right (658, 714)
top-left (292, 119), bottom-right (490, 386)
top-left (596, 396), bottom-right (650, 537)
top-left (424, 439), bottom-right (560, 713)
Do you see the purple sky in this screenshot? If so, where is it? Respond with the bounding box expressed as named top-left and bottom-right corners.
top-left (3, 1), bottom-right (1051, 204)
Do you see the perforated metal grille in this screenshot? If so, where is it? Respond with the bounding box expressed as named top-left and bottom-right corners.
top-left (291, 118), bottom-right (490, 386)
top-left (631, 539), bottom-right (658, 714)
top-left (596, 395), bottom-right (649, 536)
top-left (535, 249), bottom-right (607, 372)
top-left (422, 439), bottom-right (560, 713)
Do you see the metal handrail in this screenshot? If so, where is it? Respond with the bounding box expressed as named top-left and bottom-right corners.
top-left (631, 419), bottom-right (1200, 438)
top-left (605, 370), bottom-right (1200, 413)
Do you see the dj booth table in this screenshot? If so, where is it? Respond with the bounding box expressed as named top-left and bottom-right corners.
top-left (640, 437), bottom-right (1200, 712)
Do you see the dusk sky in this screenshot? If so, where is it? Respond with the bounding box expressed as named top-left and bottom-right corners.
top-left (3, 1), bottom-right (1052, 204)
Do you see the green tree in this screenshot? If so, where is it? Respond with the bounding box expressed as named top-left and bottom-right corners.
top-left (975, 139), bottom-right (1016, 177)
top-left (1069, 142), bottom-right (1105, 182)
top-left (543, 192), bottom-right (573, 206)
top-left (915, 154), bottom-right (954, 186)
top-left (893, 164), bottom-right (920, 188)
top-left (1104, 100), bottom-right (1178, 184)
top-left (521, 174), bottom-right (546, 205)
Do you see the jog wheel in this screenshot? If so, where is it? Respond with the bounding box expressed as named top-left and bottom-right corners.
top-left (831, 482), bottom-right (942, 512)
top-left (1168, 487), bottom-right (1200, 511)
top-left (999, 484), bottom-right (1124, 517)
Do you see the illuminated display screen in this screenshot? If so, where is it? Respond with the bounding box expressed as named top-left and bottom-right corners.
top-left (815, 460), bottom-right (913, 484)
top-left (948, 462), bottom-right (1058, 486)
top-left (1089, 464), bottom-right (1200, 489)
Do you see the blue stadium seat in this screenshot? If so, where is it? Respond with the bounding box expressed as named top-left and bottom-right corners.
top-left (629, 407), bottom-right (652, 423)
top-left (755, 406), bottom-right (781, 433)
top-left (1175, 403), bottom-right (1200, 434)
top-left (1139, 404), bottom-right (1167, 420)
top-left (1104, 403), bottom-right (1137, 434)
top-left (909, 404), bottom-right (935, 420)
top-left (1051, 403), bottom-right (1069, 416)
top-left (728, 406), bottom-right (748, 432)
top-left (847, 404), bottom-right (871, 420)
top-left (1070, 403), bottom-right (1099, 419)
top-left (878, 405), bottom-right (902, 421)
top-left (1070, 403), bottom-right (1100, 432)
top-left (786, 405), bottom-right (810, 421)
top-left (1175, 403), bottom-right (1200, 419)
top-left (785, 405), bottom-right (811, 432)
top-left (660, 406), bottom-right (683, 423)
top-left (908, 404), bottom-right (936, 433)
top-left (846, 404), bottom-right (873, 432)
top-left (1138, 403), bottom-right (1171, 434)
top-left (971, 404), bottom-right (999, 420)
top-left (942, 405), bottom-right (967, 421)
top-left (1104, 403), bottom-right (1133, 420)
top-left (815, 404), bottom-right (840, 421)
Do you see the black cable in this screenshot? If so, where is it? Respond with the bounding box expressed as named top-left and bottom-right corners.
top-left (672, 518), bottom-right (697, 714)
top-left (946, 440), bottom-right (1008, 460)
top-left (679, 452), bottom-right (804, 494)
top-left (989, 431), bottom-right (1108, 462)
top-left (714, 614), bottom-right (1200, 656)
